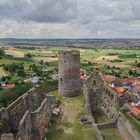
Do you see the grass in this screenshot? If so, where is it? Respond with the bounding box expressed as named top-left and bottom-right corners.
top-left (0, 67), bottom-right (9, 78)
top-left (45, 90), bottom-right (98, 140)
top-left (101, 128), bottom-right (124, 140)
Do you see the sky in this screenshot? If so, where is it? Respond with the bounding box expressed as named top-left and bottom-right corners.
top-left (0, 0), bottom-right (140, 38)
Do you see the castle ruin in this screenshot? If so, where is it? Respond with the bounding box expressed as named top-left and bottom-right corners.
top-left (0, 86), bottom-right (57, 140)
top-left (84, 72), bottom-right (140, 140)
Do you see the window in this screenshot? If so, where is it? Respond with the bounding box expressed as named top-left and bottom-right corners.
top-left (93, 80), bottom-right (96, 85)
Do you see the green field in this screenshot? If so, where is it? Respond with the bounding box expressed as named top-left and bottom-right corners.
top-left (9, 47), bottom-right (140, 64)
top-left (1, 46), bottom-right (140, 81)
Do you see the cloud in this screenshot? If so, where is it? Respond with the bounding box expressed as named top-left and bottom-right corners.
top-left (0, 0), bottom-right (77, 23)
top-left (0, 0), bottom-right (140, 38)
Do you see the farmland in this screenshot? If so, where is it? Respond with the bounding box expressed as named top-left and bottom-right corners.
top-left (1, 46), bottom-right (140, 78)
top-left (0, 45), bottom-right (140, 139)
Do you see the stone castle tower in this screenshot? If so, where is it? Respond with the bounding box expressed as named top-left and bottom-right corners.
top-left (58, 50), bottom-right (80, 97)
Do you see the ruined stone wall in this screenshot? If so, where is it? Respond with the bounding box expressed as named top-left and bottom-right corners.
top-left (98, 113), bottom-right (140, 140)
top-left (84, 72), bottom-right (103, 111)
top-left (17, 111), bottom-right (32, 140)
top-left (0, 108), bottom-right (9, 135)
top-left (58, 50), bottom-right (80, 97)
top-left (0, 86), bottom-right (43, 132)
top-left (100, 85), bottom-right (119, 120)
top-left (0, 85), bottom-right (57, 139)
top-left (31, 97), bottom-right (53, 140)
top-left (1, 133), bottom-right (14, 140)
top-left (117, 113), bottom-right (140, 140)
top-left (17, 96), bottom-right (56, 140)
top-left (84, 72), bottom-right (119, 120)
top-left (84, 72), bottom-right (140, 140)
top-left (6, 97), bottom-right (26, 130)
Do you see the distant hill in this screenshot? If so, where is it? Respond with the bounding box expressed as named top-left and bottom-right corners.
top-left (0, 38), bottom-right (140, 49)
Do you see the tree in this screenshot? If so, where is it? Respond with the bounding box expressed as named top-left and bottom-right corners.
top-left (136, 63), bottom-right (140, 68)
top-left (40, 60), bottom-right (44, 65)
top-left (106, 65), bottom-right (110, 69)
top-left (88, 61), bottom-right (92, 65)
top-left (4, 63), bottom-right (18, 73)
top-left (1, 76), bottom-right (6, 81)
top-left (0, 48), bottom-right (5, 56)
top-left (128, 69), bottom-right (133, 75)
top-left (17, 69), bottom-right (26, 77)
top-left (45, 62), bottom-right (50, 66)
top-left (26, 53), bottom-right (32, 58)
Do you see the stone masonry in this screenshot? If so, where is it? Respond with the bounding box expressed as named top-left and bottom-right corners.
top-left (58, 50), bottom-right (80, 97)
top-left (0, 85), bottom-right (57, 140)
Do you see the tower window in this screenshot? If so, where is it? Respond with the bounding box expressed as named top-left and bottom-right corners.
top-left (93, 80), bottom-right (96, 85)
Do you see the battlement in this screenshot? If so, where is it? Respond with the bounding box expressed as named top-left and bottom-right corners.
top-left (58, 50), bottom-right (80, 55)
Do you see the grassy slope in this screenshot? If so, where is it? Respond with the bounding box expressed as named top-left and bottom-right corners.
top-left (101, 129), bottom-right (124, 140)
top-left (45, 90), bottom-right (98, 140)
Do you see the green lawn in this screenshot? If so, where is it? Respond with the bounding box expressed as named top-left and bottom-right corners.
top-left (45, 91), bottom-right (98, 140)
top-left (101, 128), bottom-right (124, 140)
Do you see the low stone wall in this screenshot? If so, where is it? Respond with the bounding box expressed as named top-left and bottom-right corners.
top-left (117, 113), bottom-right (140, 140)
top-left (97, 120), bottom-right (116, 130)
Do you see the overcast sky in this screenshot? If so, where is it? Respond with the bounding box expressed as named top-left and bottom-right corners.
top-left (0, 0), bottom-right (140, 38)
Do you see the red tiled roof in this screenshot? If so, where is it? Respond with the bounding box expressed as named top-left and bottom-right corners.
top-left (113, 87), bottom-right (132, 96)
top-left (131, 106), bottom-right (140, 116)
top-left (114, 87), bottom-right (125, 94)
top-left (135, 85), bottom-right (140, 92)
top-left (6, 84), bottom-right (15, 89)
top-left (127, 77), bottom-right (140, 83)
top-left (124, 91), bottom-right (132, 96)
top-left (100, 74), bottom-right (116, 83)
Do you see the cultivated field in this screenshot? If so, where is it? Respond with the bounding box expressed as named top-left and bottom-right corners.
top-left (5, 49), bottom-right (24, 57)
top-left (33, 57), bottom-right (58, 62)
